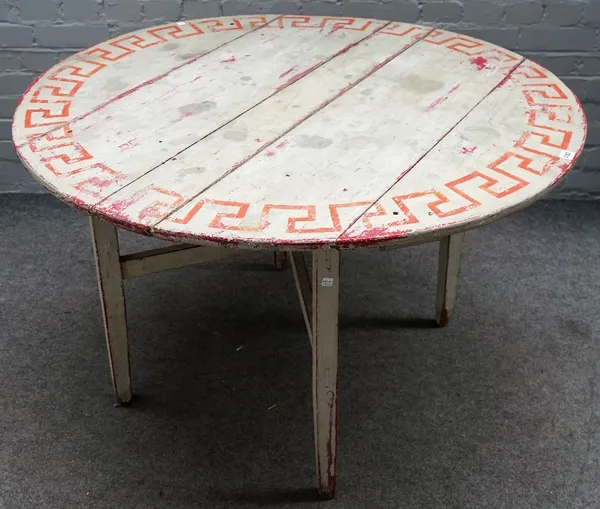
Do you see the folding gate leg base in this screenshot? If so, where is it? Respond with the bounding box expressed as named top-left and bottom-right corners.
top-left (90, 218), bottom-right (248, 405)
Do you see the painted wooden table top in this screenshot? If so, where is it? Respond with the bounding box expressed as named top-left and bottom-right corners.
top-left (13, 15), bottom-right (587, 249)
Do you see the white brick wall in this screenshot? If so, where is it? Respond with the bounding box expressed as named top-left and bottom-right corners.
top-left (1, 0), bottom-right (599, 196)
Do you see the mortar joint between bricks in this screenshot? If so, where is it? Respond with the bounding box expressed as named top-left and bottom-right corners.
top-left (98, 0), bottom-right (108, 23)
top-left (414, 1), bottom-right (423, 21)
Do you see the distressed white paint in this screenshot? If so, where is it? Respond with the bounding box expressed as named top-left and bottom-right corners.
top-left (93, 23), bottom-right (430, 226)
top-left (436, 233), bottom-right (464, 326)
top-left (154, 35), bottom-right (523, 245)
top-left (340, 60), bottom-right (587, 246)
top-left (15, 16), bottom-right (388, 208)
top-left (290, 252), bottom-right (313, 344)
top-left (13, 19), bottom-right (586, 250)
top-left (11, 19), bottom-right (589, 502)
top-left (13, 16), bottom-right (279, 144)
top-left (120, 244), bottom-right (241, 278)
top-left (312, 249), bottom-right (340, 499)
top-left (89, 215), bottom-right (131, 404)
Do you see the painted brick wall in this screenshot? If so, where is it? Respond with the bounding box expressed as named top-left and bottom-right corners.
top-left (1, 0), bottom-right (599, 197)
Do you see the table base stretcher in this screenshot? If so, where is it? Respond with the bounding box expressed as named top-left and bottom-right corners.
top-left (89, 215), bottom-right (464, 499)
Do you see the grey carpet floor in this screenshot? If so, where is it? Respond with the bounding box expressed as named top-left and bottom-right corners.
top-left (1, 194), bottom-right (600, 509)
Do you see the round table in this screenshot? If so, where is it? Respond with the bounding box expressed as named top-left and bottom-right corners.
top-left (13, 15), bottom-right (587, 499)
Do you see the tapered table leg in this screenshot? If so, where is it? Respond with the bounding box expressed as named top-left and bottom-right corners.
top-left (436, 233), bottom-right (464, 326)
top-left (311, 249), bottom-right (340, 498)
top-left (89, 216), bottom-right (132, 404)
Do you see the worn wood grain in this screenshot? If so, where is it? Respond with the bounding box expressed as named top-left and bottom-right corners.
top-left (89, 215), bottom-right (131, 404)
top-left (312, 249), bottom-right (340, 499)
top-left (11, 18), bottom-right (589, 501)
top-left (12, 16), bottom-right (278, 145)
top-left (13, 18), bottom-right (587, 250)
top-left (154, 34), bottom-right (523, 246)
top-left (340, 60), bottom-right (587, 247)
top-left (16, 16), bottom-right (387, 211)
top-left (91, 22), bottom-right (430, 227)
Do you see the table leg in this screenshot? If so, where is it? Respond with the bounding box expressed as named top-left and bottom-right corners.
top-left (436, 232), bottom-right (464, 326)
top-left (312, 249), bottom-right (340, 499)
top-left (89, 216), bottom-right (132, 405)
top-left (273, 251), bottom-right (287, 269)
top-left (290, 252), bottom-right (312, 346)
